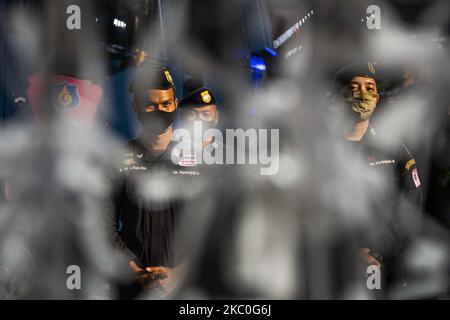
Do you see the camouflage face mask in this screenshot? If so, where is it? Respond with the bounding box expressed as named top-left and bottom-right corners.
top-left (344, 91), bottom-right (378, 121)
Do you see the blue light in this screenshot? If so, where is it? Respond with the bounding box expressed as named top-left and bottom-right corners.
top-left (264, 47), bottom-right (278, 57)
top-left (250, 55), bottom-right (266, 72)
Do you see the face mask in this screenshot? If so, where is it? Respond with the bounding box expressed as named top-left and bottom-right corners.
top-left (178, 120), bottom-right (216, 147)
top-left (185, 120), bottom-right (215, 135)
top-left (201, 120), bottom-right (215, 132)
top-left (138, 110), bottom-right (176, 135)
top-left (344, 91), bottom-right (378, 121)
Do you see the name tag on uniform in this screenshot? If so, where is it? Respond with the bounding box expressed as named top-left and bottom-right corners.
top-left (179, 155), bottom-right (198, 167)
top-left (368, 159), bottom-right (395, 166)
top-left (412, 168), bottom-right (421, 188)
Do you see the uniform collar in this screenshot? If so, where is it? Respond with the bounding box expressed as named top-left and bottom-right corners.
top-left (131, 135), bottom-right (176, 163)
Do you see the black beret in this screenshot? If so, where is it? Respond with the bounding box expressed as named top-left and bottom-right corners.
top-left (180, 87), bottom-right (217, 108)
top-left (129, 67), bottom-right (175, 93)
top-left (333, 61), bottom-right (379, 88)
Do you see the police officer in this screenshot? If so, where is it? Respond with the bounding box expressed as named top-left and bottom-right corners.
top-left (174, 87), bottom-right (222, 166)
top-left (333, 62), bottom-right (423, 291)
top-left (105, 67), bottom-right (186, 298)
top-left (179, 87), bottom-right (219, 145)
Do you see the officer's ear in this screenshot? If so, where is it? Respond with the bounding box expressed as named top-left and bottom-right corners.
top-left (372, 79), bottom-right (380, 103)
top-left (374, 93), bottom-right (380, 103)
top-left (174, 98), bottom-right (179, 110)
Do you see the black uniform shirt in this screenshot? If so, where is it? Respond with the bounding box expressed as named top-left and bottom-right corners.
top-left (349, 127), bottom-right (423, 260)
top-left (105, 136), bottom-right (201, 269)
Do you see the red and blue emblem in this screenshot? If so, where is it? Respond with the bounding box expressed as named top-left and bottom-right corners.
top-left (28, 74), bottom-right (103, 125)
top-left (52, 82), bottom-right (80, 110)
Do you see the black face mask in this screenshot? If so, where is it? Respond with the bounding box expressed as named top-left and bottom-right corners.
top-left (138, 110), bottom-right (176, 135)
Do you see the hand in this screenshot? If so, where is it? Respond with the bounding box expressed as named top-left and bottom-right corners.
top-left (359, 248), bottom-right (382, 268)
top-left (129, 260), bottom-right (160, 288)
top-left (129, 260), bottom-right (142, 273)
top-left (145, 266), bottom-right (177, 294)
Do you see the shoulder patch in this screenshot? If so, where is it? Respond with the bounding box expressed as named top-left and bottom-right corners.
top-left (405, 159), bottom-right (416, 171)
